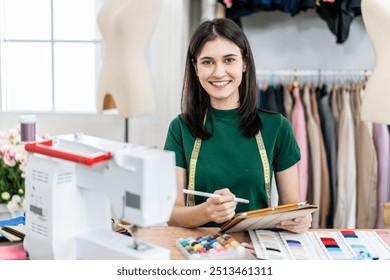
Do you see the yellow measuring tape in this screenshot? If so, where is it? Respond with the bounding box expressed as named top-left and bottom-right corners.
top-left (255, 132), bottom-right (271, 207)
top-left (187, 137), bottom-right (202, 207)
top-left (187, 116), bottom-right (271, 207)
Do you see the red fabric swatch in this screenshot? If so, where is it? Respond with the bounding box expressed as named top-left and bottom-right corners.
top-left (0, 243), bottom-right (27, 260)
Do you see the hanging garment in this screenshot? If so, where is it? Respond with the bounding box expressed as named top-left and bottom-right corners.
top-left (219, 0), bottom-right (307, 26)
top-left (302, 85), bottom-right (322, 228)
top-left (353, 88), bottom-right (378, 229)
top-left (262, 85), bottom-right (280, 113)
top-left (318, 87), bottom-right (337, 228)
top-left (330, 84), bottom-right (343, 124)
top-left (373, 123), bottom-right (390, 229)
top-left (283, 85), bottom-right (293, 121)
top-left (291, 86), bottom-right (309, 201)
top-left (311, 85), bottom-right (331, 228)
top-left (334, 89), bottom-right (356, 229)
top-left (315, 0), bottom-right (362, 44)
top-left (274, 84), bottom-right (287, 117)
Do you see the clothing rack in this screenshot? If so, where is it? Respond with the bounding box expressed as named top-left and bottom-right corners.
top-left (257, 68), bottom-right (388, 230)
top-left (256, 69), bottom-right (372, 86)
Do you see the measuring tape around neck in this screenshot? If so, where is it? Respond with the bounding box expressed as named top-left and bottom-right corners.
top-left (187, 116), bottom-right (271, 207)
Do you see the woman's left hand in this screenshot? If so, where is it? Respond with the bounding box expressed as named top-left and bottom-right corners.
top-left (276, 214), bottom-right (312, 233)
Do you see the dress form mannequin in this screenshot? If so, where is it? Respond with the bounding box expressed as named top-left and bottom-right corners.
top-left (96, 0), bottom-right (162, 117)
top-left (360, 0), bottom-right (390, 124)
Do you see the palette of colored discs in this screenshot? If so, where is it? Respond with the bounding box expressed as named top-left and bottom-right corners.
top-left (176, 233), bottom-right (255, 259)
top-left (249, 229), bottom-right (390, 260)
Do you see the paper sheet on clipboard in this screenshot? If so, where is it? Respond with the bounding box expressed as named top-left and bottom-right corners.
top-left (220, 202), bottom-right (318, 233)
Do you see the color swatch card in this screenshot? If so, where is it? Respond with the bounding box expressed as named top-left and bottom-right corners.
top-left (249, 229), bottom-right (390, 260)
top-left (312, 231), bottom-right (355, 260)
top-left (249, 230), bottom-right (323, 260)
top-left (280, 231), bottom-right (324, 260)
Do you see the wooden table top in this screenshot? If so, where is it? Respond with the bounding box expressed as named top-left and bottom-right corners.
top-left (1, 226), bottom-right (250, 260)
top-left (137, 226), bottom-right (251, 260)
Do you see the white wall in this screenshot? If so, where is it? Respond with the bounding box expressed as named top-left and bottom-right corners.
top-left (0, 112), bottom-right (124, 141)
top-left (242, 10), bottom-right (374, 71)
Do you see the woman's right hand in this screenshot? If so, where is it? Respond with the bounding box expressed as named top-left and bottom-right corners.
top-left (203, 188), bottom-right (238, 223)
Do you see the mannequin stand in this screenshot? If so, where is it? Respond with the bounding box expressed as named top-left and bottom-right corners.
top-left (125, 117), bottom-right (129, 143)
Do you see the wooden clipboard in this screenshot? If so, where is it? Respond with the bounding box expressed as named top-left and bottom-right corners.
top-left (220, 202), bottom-right (318, 233)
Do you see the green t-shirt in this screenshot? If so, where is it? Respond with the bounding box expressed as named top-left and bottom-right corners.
top-left (164, 107), bottom-right (300, 227)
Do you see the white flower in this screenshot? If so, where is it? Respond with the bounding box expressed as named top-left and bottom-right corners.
top-left (11, 194), bottom-right (21, 203)
top-left (7, 201), bottom-right (19, 213)
top-left (5, 195), bottom-right (24, 214)
top-left (1, 191), bottom-right (11, 201)
top-left (14, 149), bottom-right (27, 161)
top-left (8, 128), bottom-right (20, 145)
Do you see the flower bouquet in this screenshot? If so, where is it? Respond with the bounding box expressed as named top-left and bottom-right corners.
top-left (0, 127), bottom-right (27, 217)
top-left (0, 125), bottom-right (49, 217)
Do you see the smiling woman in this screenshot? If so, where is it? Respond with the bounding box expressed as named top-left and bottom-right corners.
top-left (194, 37), bottom-right (246, 110)
top-left (164, 18), bottom-right (312, 233)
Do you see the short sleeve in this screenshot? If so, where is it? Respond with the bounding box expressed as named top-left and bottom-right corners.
top-left (273, 116), bottom-right (301, 172)
top-left (163, 116), bottom-right (187, 169)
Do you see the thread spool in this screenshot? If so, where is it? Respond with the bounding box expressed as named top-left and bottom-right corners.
top-left (19, 115), bottom-right (36, 142)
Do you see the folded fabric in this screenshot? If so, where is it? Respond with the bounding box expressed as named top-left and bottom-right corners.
top-left (0, 216), bottom-right (25, 240)
top-left (1, 225), bottom-right (26, 239)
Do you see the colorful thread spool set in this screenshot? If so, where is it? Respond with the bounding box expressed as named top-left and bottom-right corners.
top-left (176, 233), bottom-right (252, 259)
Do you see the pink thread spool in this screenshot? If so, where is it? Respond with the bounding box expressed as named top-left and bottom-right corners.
top-left (19, 115), bottom-right (37, 142)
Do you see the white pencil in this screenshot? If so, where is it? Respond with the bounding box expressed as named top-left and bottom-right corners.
top-left (183, 189), bottom-right (250, 204)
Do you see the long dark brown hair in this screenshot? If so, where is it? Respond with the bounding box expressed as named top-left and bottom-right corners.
top-left (181, 18), bottom-right (260, 139)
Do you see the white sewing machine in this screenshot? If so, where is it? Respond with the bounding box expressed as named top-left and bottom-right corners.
top-left (23, 133), bottom-right (177, 260)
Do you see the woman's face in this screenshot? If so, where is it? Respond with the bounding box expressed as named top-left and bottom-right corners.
top-left (194, 37), bottom-right (246, 110)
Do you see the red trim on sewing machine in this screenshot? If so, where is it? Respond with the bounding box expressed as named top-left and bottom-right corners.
top-left (25, 139), bottom-right (112, 166)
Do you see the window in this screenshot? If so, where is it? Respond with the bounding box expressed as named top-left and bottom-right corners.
top-left (0, 0), bottom-right (102, 113)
